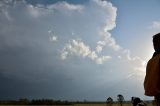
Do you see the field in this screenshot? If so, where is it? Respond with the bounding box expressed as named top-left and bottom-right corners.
top-left (0, 102), bottom-right (154, 106)
top-left (74, 102), bottom-right (153, 106)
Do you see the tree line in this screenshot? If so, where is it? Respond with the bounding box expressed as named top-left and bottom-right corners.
top-left (0, 98), bottom-right (73, 105)
top-left (106, 94), bottom-right (125, 106)
top-left (0, 94), bottom-right (149, 105)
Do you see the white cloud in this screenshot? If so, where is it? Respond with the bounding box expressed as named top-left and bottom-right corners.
top-left (96, 55), bottom-right (111, 64)
top-left (27, 4), bottom-right (51, 18)
top-left (50, 36), bottom-right (57, 41)
top-left (93, 0), bottom-right (116, 24)
top-left (134, 66), bottom-right (145, 73)
top-left (88, 51), bottom-right (98, 60)
top-left (123, 49), bottom-right (144, 62)
top-left (149, 21), bottom-right (160, 29)
top-left (61, 39), bottom-right (91, 58)
top-left (117, 55), bottom-right (121, 59)
top-left (27, 5), bottom-right (41, 18)
top-left (97, 31), bottom-right (121, 53)
top-left (97, 41), bottom-right (106, 46)
top-left (61, 39), bottom-right (111, 64)
top-left (96, 45), bottom-right (103, 53)
top-left (47, 1), bottom-right (84, 12)
top-left (26, 1), bottom-right (84, 18)
top-left (48, 30), bottom-right (58, 42)
top-left (61, 51), bottom-right (68, 60)
top-left (94, 0), bottom-right (120, 53)
top-left (0, 0), bottom-right (146, 68)
top-left (123, 49), bottom-right (146, 75)
top-left (49, 0), bottom-right (117, 64)
top-left (42, 0), bottom-right (121, 61)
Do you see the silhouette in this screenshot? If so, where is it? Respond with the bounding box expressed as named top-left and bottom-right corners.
top-left (144, 33), bottom-right (160, 106)
top-left (131, 97), bottom-right (146, 106)
top-left (117, 94), bottom-right (124, 106)
top-left (106, 97), bottom-right (113, 106)
top-left (131, 97), bottom-right (141, 106)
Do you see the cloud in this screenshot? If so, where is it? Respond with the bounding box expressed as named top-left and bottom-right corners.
top-left (61, 39), bottom-right (111, 64)
top-left (49, 36), bottom-right (57, 42)
top-left (0, 0), bottom-right (16, 21)
top-left (149, 21), bottom-right (160, 29)
top-left (96, 55), bottom-right (111, 64)
top-left (55, 0), bottom-right (120, 63)
top-left (27, 4), bottom-right (47, 18)
top-left (25, 0), bottom-right (142, 66)
top-left (47, 1), bottom-right (84, 12)
top-left (48, 30), bottom-right (58, 42)
top-left (94, 0), bottom-right (120, 52)
top-left (0, 0), bottom-right (145, 70)
top-left (97, 32), bottom-right (121, 53)
top-left (122, 49), bottom-right (146, 78)
top-left (123, 49), bottom-right (145, 64)
top-left (0, 0), bottom-right (147, 100)
top-left (26, 0), bottom-right (84, 18)
top-left (96, 45), bottom-right (103, 53)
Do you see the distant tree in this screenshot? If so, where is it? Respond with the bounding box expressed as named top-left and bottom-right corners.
top-left (19, 98), bottom-right (30, 105)
top-left (106, 97), bottom-right (113, 106)
top-left (117, 94), bottom-right (124, 106)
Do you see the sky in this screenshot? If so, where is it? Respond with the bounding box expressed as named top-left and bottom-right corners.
top-left (0, 0), bottom-right (160, 101)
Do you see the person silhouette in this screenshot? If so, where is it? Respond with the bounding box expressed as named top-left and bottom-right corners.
top-left (144, 33), bottom-right (160, 106)
top-left (131, 97), bottom-right (146, 106)
top-left (131, 97), bottom-right (141, 106)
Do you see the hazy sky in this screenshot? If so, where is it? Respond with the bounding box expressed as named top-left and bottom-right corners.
top-left (0, 0), bottom-right (160, 101)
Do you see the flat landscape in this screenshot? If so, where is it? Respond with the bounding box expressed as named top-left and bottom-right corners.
top-left (0, 102), bottom-right (154, 106)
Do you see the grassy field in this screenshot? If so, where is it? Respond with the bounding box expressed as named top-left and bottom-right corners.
top-left (74, 102), bottom-right (153, 106)
top-left (0, 102), bottom-right (154, 106)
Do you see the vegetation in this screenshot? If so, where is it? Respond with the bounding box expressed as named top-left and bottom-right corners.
top-left (106, 97), bottom-right (113, 106)
top-left (0, 95), bottom-right (153, 105)
top-left (117, 94), bottom-right (124, 106)
top-left (0, 98), bottom-right (73, 105)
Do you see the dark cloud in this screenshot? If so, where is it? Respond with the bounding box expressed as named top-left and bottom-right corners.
top-left (0, 0), bottom-right (146, 101)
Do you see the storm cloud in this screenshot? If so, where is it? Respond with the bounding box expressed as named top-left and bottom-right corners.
top-left (0, 0), bottom-right (146, 101)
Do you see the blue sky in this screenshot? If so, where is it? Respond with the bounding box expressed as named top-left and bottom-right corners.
top-left (0, 0), bottom-right (160, 101)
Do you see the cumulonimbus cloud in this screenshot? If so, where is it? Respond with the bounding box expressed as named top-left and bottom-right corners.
top-left (0, 0), bottom-right (145, 66)
top-left (61, 39), bottom-right (111, 64)
top-left (0, 0), bottom-right (147, 100)
top-left (94, 0), bottom-right (120, 53)
top-left (46, 1), bottom-right (84, 12)
top-left (55, 0), bottom-right (120, 64)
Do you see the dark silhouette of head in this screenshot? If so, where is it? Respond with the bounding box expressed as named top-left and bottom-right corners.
top-left (153, 33), bottom-right (160, 51)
